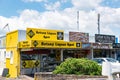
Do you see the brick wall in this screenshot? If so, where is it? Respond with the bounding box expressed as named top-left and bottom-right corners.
top-left (34, 72), bottom-right (108, 80)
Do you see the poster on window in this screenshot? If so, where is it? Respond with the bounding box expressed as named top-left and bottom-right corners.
top-left (69, 32), bottom-right (89, 42)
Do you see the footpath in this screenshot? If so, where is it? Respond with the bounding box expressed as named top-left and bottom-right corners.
top-left (0, 75), bottom-right (34, 80)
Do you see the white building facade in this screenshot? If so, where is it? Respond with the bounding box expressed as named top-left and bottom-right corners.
top-left (0, 35), bottom-right (6, 75)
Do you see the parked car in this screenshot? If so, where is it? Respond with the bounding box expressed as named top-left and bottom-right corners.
top-left (92, 58), bottom-right (119, 65)
top-left (117, 56), bottom-right (120, 62)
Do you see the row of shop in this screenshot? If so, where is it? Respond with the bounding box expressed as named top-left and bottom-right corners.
top-left (0, 28), bottom-right (120, 78)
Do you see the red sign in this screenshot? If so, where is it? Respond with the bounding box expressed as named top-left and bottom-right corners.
top-left (69, 32), bottom-right (89, 42)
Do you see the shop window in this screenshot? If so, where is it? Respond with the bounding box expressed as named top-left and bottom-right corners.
top-left (21, 54), bottom-right (38, 60)
top-left (55, 50), bottom-right (61, 61)
top-left (6, 51), bottom-right (11, 58)
top-left (10, 51), bottom-right (13, 64)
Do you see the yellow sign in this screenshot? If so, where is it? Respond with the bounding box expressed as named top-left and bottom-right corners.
top-left (18, 40), bottom-right (81, 48)
top-left (31, 40), bottom-right (81, 48)
top-left (18, 41), bottom-right (31, 48)
top-left (55, 50), bottom-right (61, 61)
top-left (26, 28), bottom-right (64, 41)
top-left (22, 60), bottom-right (40, 68)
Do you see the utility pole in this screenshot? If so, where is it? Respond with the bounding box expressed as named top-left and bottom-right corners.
top-left (77, 11), bottom-right (79, 31)
top-left (98, 13), bottom-right (100, 34)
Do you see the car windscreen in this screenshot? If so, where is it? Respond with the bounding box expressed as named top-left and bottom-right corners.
top-left (92, 59), bottom-right (105, 64)
top-left (106, 58), bottom-right (118, 63)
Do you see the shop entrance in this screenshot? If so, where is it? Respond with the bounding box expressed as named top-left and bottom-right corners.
top-left (20, 49), bottom-right (88, 75)
top-left (93, 49), bottom-right (112, 58)
top-left (20, 49), bottom-right (50, 75)
top-left (20, 49), bottom-right (62, 75)
top-left (20, 53), bottom-right (40, 75)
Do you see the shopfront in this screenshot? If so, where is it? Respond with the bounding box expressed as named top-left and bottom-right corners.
top-left (80, 42), bottom-right (113, 59)
top-left (92, 43), bottom-right (113, 58)
top-left (93, 34), bottom-right (115, 59)
top-left (6, 28), bottom-right (116, 78)
top-left (112, 43), bottom-right (120, 62)
top-left (18, 40), bottom-right (81, 75)
top-left (4, 28), bottom-right (83, 77)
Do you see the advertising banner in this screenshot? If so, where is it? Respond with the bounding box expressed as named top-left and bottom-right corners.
top-left (69, 32), bottom-right (89, 42)
top-left (95, 34), bottom-right (115, 43)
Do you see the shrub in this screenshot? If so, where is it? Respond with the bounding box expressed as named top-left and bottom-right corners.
top-left (53, 58), bottom-right (102, 75)
top-left (6, 73), bottom-right (10, 78)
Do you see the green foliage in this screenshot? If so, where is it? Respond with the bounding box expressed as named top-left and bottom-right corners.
top-left (53, 58), bottom-right (102, 75)
top-left (6, 73), bottom-right (10, 78)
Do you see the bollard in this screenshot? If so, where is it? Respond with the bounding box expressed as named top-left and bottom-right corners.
top-left (102, 62), bottom-right (120, 80)
top-left (102, 62), bottom-right (114, 80)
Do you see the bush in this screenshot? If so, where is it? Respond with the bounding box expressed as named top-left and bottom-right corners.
top-left (53, 58), bottom-right (102, 75)
top-left (6, 73), bottom-right (10, 78)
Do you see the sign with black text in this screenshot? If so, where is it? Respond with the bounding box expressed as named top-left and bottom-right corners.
top-left (18, 40), bottom-right (82, 48)
top-left (27, 28), bottom-right (64, 41)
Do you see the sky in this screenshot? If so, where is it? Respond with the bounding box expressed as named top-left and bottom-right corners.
top-left (0, 0), bottom-right (120, 39)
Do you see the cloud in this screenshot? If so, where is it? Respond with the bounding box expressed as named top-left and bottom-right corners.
top-left (0, 9), bottom-right (41, 36)
top-left (44, 1), bottom-right (61, 11)
top-left (71, 0), bottom-right (102, 10)
top-left (95, 7), bottom-right (120, 34)
top-left (0, 0), bottom-right (120, 38)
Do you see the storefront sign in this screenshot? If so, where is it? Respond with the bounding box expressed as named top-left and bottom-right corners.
top-left (92, 43), bottom-right (112, 49)
top-left (69, 32), bottom-right (89, 42)
top-left (18, 41), bottom-right (31, 48)
top-left (18, 40), bottom-right (81, 48)
top-left (95, 34), bottom-right (115, 43)
top-left (26, 28), bottom-right (64, 41)
top-left (112, 43), bottom-right (120, 48)
top-left (31, 40), bottom-right (81, 48)
top-left (82, 43), bottom-right (91, 48)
